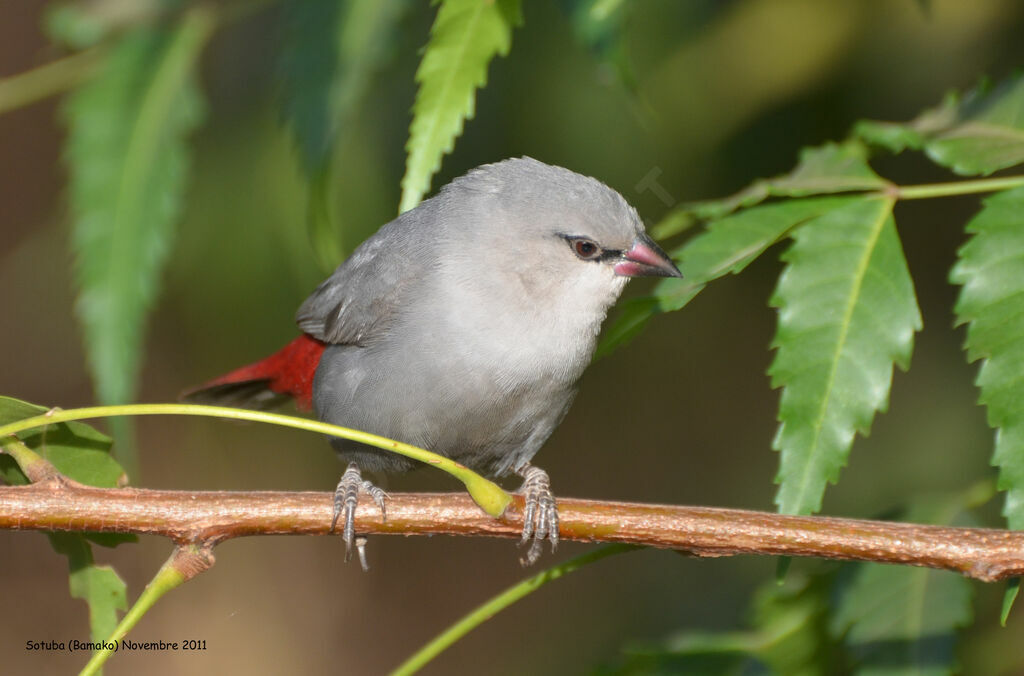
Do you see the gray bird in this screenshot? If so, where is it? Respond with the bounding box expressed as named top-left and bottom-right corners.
top-left (186, 157), bottom-right (682, 566)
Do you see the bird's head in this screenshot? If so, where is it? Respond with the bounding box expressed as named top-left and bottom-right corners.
top-left (439, 157), bottom-right (681, 304)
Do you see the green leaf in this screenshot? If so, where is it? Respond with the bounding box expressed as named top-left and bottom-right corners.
top-left (602, 575), bottom-right (836, 676)
top-left (669, 197), bottom-right (858, 305)
top-left (279, 0), bottom-right (347, 271)
top-left (926, 75), bottom-right (1024, 176)
top-left (770, 197), bottom-right (921, 515)
top-left (399, 0), bottom-right (522, 213)
top-left (648, 207), bottom-right (698, 241)
top-left (280, 0), bottom-right (409, 269)
top-left (950, 186), bottom-right (1024, 530)
top-left (1002, 579), bottom-right (1020, 626)
top-left (604, 143), bottom-right (887, 356)
top-left (48, 534), bottom-right (128, 647)
top-left (689, 142), bottom-right (888, 222)
top-left (279, 0), bottom-right (347, 174)
top-left (852, 120), bottom-right (927, 156)
top-left (596, 296), bottom-right (662, 359)
top-left (853, 92), bottom-right (957, 155)
top-left (855, 74), bottom-right (1024, 175)
top-left (45, 0), bottom-right (164, 49)
top-left (0, 396), bottom-right (124, 489)
top-left (750, 575), bottom-right (837, 676)
top-left (0, 396), bottom-right (134, 548)
top-left (64, 13), bottom-right (211, 428)
top-left (281, 0), bottom-right (407, 173)
top-left (46, 4), bottom-right (110, 49)
top-left (64, 14), bottom-right (211, 478)
top-left (0, 398), bottom-right (131, 657)
top-left (830, 502), bottom-right (974, 676)
top-left (597, 196), bottom-right (857, 358)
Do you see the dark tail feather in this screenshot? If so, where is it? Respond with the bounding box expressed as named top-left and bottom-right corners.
top-left (181, 334), bottom-right (326, 411)
top-left (181, 380), bottom-right (293, 410)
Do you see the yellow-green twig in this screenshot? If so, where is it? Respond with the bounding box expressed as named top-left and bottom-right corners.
top-left (390, 545), bottom-right (637, 676)
top-left (0, 403), bottom-right (511, 517)
top-left (894, 175), bottom-right (1024, 200)
top-left (0, 47), bottom-right (104, 115)
top-left (0, 436), bottom-right (57, 482)
top-left (78, 545), bottom-right (210, 676)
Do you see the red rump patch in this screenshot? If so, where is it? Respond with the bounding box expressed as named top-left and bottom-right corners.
top-left (201, 334), bottom-right (326, 410)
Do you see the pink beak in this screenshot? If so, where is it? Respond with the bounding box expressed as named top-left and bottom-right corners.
top-left (614, 233), bottom-right (682, 278)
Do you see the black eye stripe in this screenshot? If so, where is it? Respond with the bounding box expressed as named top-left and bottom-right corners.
top-left (562, 234), bottom-right (620, 262)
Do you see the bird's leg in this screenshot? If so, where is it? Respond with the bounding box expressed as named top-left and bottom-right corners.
top-left (330, 462), bottom-right (388, 571)
top-left (516, 463), bottom-right (559, 566)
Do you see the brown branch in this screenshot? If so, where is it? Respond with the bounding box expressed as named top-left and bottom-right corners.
top-left (2, 478), bottom-right (1024, 581)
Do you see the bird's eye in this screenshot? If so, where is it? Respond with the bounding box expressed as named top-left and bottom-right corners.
top-left (570, 238), bottom-right (601, 260)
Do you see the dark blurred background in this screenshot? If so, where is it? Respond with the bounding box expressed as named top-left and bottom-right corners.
top-left (4, 0), bottom-right (1024, 673)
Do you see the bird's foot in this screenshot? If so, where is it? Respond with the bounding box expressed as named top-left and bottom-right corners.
top-left (330, 463), bottom-right (388, 571)
top-left (516, 464), bottom-right (559, 566)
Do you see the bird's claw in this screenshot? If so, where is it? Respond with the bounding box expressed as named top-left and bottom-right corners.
top-left (517, 464), bottom-right (559, 566)
top-left (331, 463), bottom-right (388, 571)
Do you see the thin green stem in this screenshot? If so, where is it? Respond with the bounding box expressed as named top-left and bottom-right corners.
top-left (0, 436), bottom-right (54, 482)
top-left (0, 403), bottom-right (511, 517)
top-left (390, 544), bottom-right (637, 676)
top-left (0, 0), bottom-right (279, 116)
top-left (78, 546), bottom-right (198, 676)
top-left (894, 175), bottom-right (1024, 200)
top-left (0, 47), bottom-right (104, 115)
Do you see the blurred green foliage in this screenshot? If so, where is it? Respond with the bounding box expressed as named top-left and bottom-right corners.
top-left (6, 1), bottom-right (1024, 674)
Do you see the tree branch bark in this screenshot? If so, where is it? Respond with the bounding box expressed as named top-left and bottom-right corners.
top-left (2, 477), bottom-right (1023, 581)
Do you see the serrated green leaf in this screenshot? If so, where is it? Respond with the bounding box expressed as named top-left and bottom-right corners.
top-left (853, 90), bottom-right (958, 155)
top-left (64, 13), bottom-right (211, 465)
top-left (950, 186), bottom-right (1024, 530)
top-left (399, 0), bottom-right (522, 213)
top-left (279, 0), bottom-right (347, 173)
top-left (280, 0), bottom-right (409, 269)
top-left (770, 197), bottom-right (921, 515)
top-left (601, 143), bottom-right (887, 359)
top-left (690, 142), bottom-right (887, 222)
top-left (598, 196), bottom-right (857, 357)
top-left (830, 502), bottom-right (974, 676)
top-left (926, 75), bottom-right (1024, 175)
top-left (48, 533), bottom-right (128, 648)
top-left (280, 0), bottom-right (407, 171)
top-left (855, 74), bottom-right (1024, 175)
top-left (768, 143), bottom-right (887, 197)
top-left (851, 119), bottom-right (928, 155)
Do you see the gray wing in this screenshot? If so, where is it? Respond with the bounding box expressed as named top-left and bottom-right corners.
top-left (296, 216), bottom-right (429, 345)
